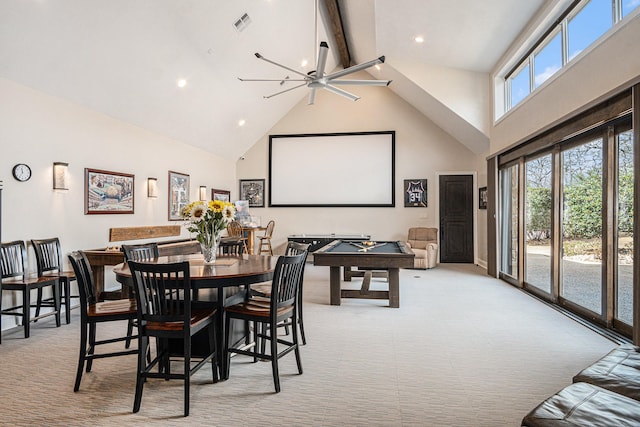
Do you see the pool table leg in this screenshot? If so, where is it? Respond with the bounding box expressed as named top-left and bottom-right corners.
top-left (330, 266), bottom-right (341, 305)
top-left (388, 268), bottom-right (400, 308)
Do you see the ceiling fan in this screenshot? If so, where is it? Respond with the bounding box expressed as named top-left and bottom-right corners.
top-left (238, 41), bottom-right (392, 105)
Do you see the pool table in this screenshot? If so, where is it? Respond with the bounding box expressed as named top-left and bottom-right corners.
top-left (313, 240), bottom-right (414, 308)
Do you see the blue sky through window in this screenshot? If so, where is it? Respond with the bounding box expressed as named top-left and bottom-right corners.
top-left (508, 0), bottom-right (637, 111)
top-left (568, 0), bottom-right (612, 61)
top-left (534, 32), bottom-right (562, 88)
top-left (623, 0), bottom-right (640, 16)
top-left (511, 64), bottom-right (530, 108)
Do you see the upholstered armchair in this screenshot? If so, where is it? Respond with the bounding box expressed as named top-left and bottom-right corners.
top-left (406, 227), bottom-right (438, 269)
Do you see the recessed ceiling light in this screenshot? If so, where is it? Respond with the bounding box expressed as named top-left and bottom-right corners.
top-left (301, 59), bottom-right (309, 67)
top-left (414, 35), bottom-right (424, 43)
top-left (177, 79), bottom-right (187, 88)
top-left (375, 64), bottom-right (381, 71)
top-left (238, 119), bottom-right (246, 127)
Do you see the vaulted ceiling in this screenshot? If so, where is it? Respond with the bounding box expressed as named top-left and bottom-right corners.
top-left (0, 0), bottom-right (547, 160)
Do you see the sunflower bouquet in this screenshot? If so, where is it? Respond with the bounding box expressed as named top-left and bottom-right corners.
top-left (181, 200), bottom-right (236, 255)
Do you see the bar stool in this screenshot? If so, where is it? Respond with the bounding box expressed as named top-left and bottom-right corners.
top-left (1, 240), bottom-right (61, 341)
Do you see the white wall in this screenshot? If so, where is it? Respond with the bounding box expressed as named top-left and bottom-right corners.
top-left (491, 11), bottom-right (640, 154)
top-left (0, 78), bottom-right (235, 331)
top-left (237, 78), bottom-right (484, 257)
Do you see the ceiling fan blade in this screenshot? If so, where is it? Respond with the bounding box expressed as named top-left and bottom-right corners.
top-left (238, 77), bottom-right (308, 82)
top-left (308, 88), bottom-right (316, 105)
top-left (315, 41), bottom-right (329, 78)
top-left (325, 55), bottom-right (386, 80)
top-left (329, 79), bottom-right (391, 86)
top-left (263, 82), bottom-right (307, 99)
top-left (254, 52), bottom-right (311, 79)
top-left (322, 84), bottom-right (360, 102)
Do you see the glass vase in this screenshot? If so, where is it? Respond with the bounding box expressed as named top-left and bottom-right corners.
top-left (200, 234), bottom-right (221, 264)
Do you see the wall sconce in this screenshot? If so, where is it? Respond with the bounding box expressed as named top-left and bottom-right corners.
top-left (147, 177), bottom-right (158, 198)
top-left (199, 186), bottom-right (207, 201)
top-left (53, 162), bottom-right (69, 190)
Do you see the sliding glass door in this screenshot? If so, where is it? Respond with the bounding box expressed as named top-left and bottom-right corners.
top-left (560, 138), bottom-right (603, 315)
top-left (616, 129), bottom-right (634, 327)
top-left (500, 165), bottom-right (519, 281)
top-left (525, 154), bottom-right (553, 294)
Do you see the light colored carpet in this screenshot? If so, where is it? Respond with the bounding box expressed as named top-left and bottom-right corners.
top-left (0, 263), bottom-right (617, 426)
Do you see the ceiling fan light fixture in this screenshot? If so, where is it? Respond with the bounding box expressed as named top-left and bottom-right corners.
top-left (239, 41), bottom-right (391, 105)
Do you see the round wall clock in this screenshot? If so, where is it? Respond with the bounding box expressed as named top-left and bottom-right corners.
top-left (12, 163), bottom-right (32, 182)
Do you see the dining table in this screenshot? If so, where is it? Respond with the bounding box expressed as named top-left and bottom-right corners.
top-left (241, 225), bottom-right (267, 254)
top-left (113, 252), bottom-right (277, 379)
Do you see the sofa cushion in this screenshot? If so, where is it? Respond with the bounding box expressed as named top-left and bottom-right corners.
top-left (522, 382), bottom-right (640, 426)
top-left (573, 344), bottom-right (640, 402)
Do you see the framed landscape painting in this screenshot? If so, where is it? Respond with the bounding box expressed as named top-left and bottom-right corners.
top-left (85, 168), bottom-right (134, 214)
top-left (168, 170), bottom-right (190, 220)
top-left (211, 188), bottom-right (231, 202)
top-left (239, 179), bottom-right (265, 207)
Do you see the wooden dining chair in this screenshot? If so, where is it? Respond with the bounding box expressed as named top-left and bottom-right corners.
top-left (31, 237), bottom-right (78, 324)
top-left (119, 243), bottom-right (160, 348)
top-left (251, 241), bottom-right (310, 346)
top-left (257, 220), bottom-right (275, 255)
top-left (224, 252), bottom-right (306, 392)
top-left (121, 243), bottom-right (159, 262)
top-left (218, 238), bottom-right (245, 256)
top-left (226, 220), bottom-right (248, 254)
top-left (128, 260), bottom-right (218, 417)
top-left (1, 240), bottom-right (61, 341)
top-left (68, 251), bottom-right (138, 391)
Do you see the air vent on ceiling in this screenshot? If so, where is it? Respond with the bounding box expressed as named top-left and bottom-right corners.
top-left (233, 13), bottom-right (251, 32)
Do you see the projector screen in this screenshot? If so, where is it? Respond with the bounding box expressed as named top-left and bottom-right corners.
top-left (269, 131), bottom-right (395, 207)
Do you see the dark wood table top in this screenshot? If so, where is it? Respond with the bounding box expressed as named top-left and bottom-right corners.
top-left (113, 253), bottom-right (277, 288)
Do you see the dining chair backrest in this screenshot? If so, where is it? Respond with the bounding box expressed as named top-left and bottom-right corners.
top-left (121, 243), bottom-right (159, 262)
top-left (31, 237), bottom-right (64, 276)
top-left (270, 252), bottom-right (306, 311)
top-left (285, 241), bottom-right (310, 257)
top-left (128, 260), bottom-right (191, 326)
top-left (219, 240), bottom-right (244, 256)
top-left (1, 240), bottom-right (27, 279)
top-left (263, 220), bottom-right (275, 238)
top-left (68, 251), bottom-right (98, 308)
top-left (227, 221), bottom-right (243, 238)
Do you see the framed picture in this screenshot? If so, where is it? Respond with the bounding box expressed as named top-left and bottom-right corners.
top-left (239, 179), bottom-right (265, 207)
top-left (211, 188), bottom-right (230, 202)
top-left (85, 168), bottom-right (134, 214)
top-left (168, 170), bottom-right (190, 220)
top-left (479, 186), bottom-right (487, 209)
top-left (404, 179), bottom-right (427, 207)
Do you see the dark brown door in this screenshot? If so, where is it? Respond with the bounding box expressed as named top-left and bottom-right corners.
top-left (439, 175), bottom-right (474, 263)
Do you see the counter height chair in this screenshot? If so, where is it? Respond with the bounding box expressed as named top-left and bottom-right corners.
top-left (1, 240), bottom-right (61, 342)
top-left (68, 251), bottom-right (137, 391)
top-left (218, 238), bottom-right (245, 256)
top-left (257, 220), bottom-right (275, 255)
top-left (251, 241), bottom-right (310, 345)
top-left (119, 243), bottom-right (160, 349)
top-left (121, 243), bottom-right (159, 262)
top-left (128, 260), bottom-right (218, 417)
top-left (224, 252), bottom-right (306, 392)
top-left (31, 237), bottom-right (78, 324)
top-left (226, 220), bottom-right (248, 254)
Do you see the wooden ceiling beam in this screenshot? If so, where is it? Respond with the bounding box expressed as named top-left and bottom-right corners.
top-left (323, 0), bottom-right (351, 68)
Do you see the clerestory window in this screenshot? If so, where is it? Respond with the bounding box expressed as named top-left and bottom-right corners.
top-left (504, 0), bottom-right (638, 112)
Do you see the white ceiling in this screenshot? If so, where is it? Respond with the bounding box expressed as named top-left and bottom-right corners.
top-left (0, 0), bottom-right (546, 160)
